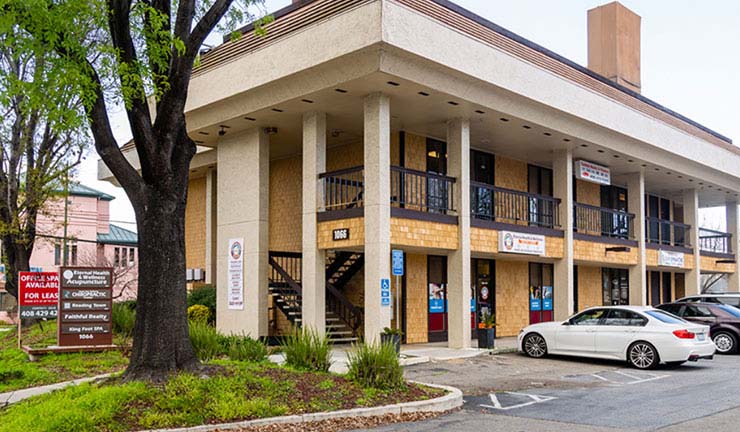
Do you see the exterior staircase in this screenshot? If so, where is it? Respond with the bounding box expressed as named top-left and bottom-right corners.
top-left (268, 251), bottom-right (364, 343)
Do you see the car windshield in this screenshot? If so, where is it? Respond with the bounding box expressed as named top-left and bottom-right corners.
top-left (645, 310), bottom-right (687, 324)
top-left (718, 304), bottom-right (740, 317)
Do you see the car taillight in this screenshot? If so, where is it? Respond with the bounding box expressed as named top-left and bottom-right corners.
top-left (673, 329), bottom-right (695, 339)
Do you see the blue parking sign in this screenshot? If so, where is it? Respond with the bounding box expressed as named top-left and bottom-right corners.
top-left (392, 250), bottom-right (404, 276)
top-left (381, 278), bottom-right (391, 306)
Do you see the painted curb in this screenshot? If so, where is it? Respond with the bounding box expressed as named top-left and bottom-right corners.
top-left (138, 382), bottom-right (462, 432)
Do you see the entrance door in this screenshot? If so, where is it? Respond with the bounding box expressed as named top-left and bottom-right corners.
top-left (601, 185), bottom-right (628, 238)
top-left (426, 139), bottom-right (448, 214)
top-left (649, 271), bottom-right (661, 306)
top-left (529, 263), bottom-right (554, 324)
top-left (427, 255), bottom-right (448, 342)
top-left (602, 268), bottom-right (629, 305)
top-left (472, 259), bottom-right (495, 329)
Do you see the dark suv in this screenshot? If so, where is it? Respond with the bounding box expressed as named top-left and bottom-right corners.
top-left (657, 302), bottom-right (740, 354)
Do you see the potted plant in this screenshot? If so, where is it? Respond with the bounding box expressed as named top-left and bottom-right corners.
top-left (477, 312), bottom-right (496, 349)
top-left (381, 327), bottom-right (403, 354)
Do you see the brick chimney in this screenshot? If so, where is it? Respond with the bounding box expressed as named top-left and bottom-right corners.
top-left (587, 2), bottom-right (641, 93)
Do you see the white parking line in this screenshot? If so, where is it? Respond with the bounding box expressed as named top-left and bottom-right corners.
top-left (479, 392), bottom-right (558, 411)
top-left (614, 370), bottom-right (669, 385)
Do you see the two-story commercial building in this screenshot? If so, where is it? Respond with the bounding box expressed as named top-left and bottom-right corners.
top-left (100, 0), bottom-right (740, 347)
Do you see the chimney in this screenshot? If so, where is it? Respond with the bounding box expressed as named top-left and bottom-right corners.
top-left (587, 2), bottom-right (641, 93)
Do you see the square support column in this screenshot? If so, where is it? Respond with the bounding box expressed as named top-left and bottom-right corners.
top-left (683, 189), bottom-right (702, 296)
top-left (446, 118), bottom-right (471, 349)
top-left (363, 93), bottom-right (392, 343)
top-left (727, 202), bottom-right (740, 292)
top-left (553, 149), bottom-right (574, 319)
top-left (301, 112), bottom-right (327, 334)
top-left (627, 170), bottom-right (647, 305)
top-left (205, 168), bottom-right (217, 284)
top-left (216, 127), bottom-right (269, 337)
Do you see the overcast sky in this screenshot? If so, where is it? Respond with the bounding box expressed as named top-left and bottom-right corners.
top-left (78, 0), bottom-right (740, 231)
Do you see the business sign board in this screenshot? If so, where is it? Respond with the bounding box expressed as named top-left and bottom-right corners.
top-left (18, 272), bottom-right (59, 319)
top-left (575, 160), bottom-right (611, 185)
top-left (58, 267), bottom-right (113, 346)
top-left (658, 250), bottom-right (685, 268)
top-left (227, 238), bottom-right (244, 310)
top-left (498, 231), bottom-right (546, 256)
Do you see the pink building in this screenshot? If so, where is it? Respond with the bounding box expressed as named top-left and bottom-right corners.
top-left (1, 184), bottom-right (138, 303)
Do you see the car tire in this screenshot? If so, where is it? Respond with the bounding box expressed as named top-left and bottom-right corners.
top-left (712, 331), bottom-right (738, 354)
top-left (627, 341), bottom-right (659, 370)
top-left (523, 333), bottom-right (548, 358)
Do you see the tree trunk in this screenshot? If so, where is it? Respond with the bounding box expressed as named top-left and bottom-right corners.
top-left (2, 240), bottom-right (32, 299)
top-left (123, 188), bottom-right (199, 381)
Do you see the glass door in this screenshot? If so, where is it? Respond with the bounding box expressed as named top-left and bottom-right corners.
top-left (472, 259), bottom-right (495, 328)
top-left (426, 139), bottom-right (447, 214)
top-left (427, 255), bottom-right (448, 342)
top-left (529, 263), bottom-right (554, 324)
top-left (602, 268), bottom-right (629, 305)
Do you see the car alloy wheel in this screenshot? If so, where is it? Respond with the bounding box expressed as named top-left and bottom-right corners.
top-left (524, 333), bottom-right (547, 358)
top-left (713, 332), bottom-right (737, 354)
top-left (629, 342), bottom-right (657, 369)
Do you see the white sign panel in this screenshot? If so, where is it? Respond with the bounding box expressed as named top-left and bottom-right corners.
top-left (498, 231), bottom-right (546, 256)
top-left (575, 160), bottom-right (611, 185)
top-left (658, 250), bottom-right (685, 268)
top-left (228, 238), bottom-right (244, 310)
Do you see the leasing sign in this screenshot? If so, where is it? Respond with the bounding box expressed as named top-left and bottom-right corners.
top-left (575, 160), bottom-right (611, 185)
top-left (18, 272), bottom-right (59, 319)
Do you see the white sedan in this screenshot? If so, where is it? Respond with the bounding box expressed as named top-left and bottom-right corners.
top-left (518, 306), bottom-right (715, 369)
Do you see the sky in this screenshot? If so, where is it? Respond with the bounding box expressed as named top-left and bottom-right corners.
top-left (77, 0), bottom-right (740, 231)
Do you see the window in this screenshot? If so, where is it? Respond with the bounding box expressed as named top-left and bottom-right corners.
top-left (603, 309), bottom-right (647, 327)
top-left (121, 248), bottom-right (127, 268)
top-left (657, 304), bottom-right (683, 316)
top-left (470, 150), bottom-right (495, 220)
top-left (600, 185), bottom-right (629, 238)
top-left (54, 243), bottom-right (61, 266)
top-left (645, 310), bottom-right (687, 324)
top-left (114, 247), bottom-right (120, 267)
top-left (128, 248), bottom-right (135, 266)
top-left (683, 305), bottom-right (715, 318)
top-left (602, 268), bottom-right (629, 305)
top-left (718, 297), bottom-right (740, 307)
top-left (570, 309), bottom-right (607, 326)
top-left (529, 263), bottom-right (554, 324)
top-left (528, 165), bottom-right (554, 228)
top-left (54, 242), bottom-right (77, 265)
top-left (718, 304), bottom-right (740, 318)
top-left (70, 244), bottom-right (77, 266)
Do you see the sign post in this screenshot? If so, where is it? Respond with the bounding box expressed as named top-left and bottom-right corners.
top-left (391, 250), bottom-right (404, 332)
top-left (58, 267), bottom-right (113, 347)
top-left (18, 272), bottom-right (59, 348)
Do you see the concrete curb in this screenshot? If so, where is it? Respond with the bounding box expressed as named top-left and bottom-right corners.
top-left (0, 373), bottom-right (114, 407)
top-left (138, 381), bottom-right (462, 432)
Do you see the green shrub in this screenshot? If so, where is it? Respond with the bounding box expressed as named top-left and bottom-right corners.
top-left (283, 327), bottom-right (331, 372)
top-left (188, 320), bottom-right (223, 361)
top-left (222, 335), bottom-right (268, 362)
top-left (187, 305), bottom-right (211, 323)
top-left (112, 302), bottom-right (136, 339)
top-left (347, 341), bottom-right (404, 390)
top-left (187, 285), bottom-right (216, 323)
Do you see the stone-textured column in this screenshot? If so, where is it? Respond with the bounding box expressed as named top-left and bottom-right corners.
top-left (205, 168), bottom-right (217, 284)
top-left (683, 189), bottom-right (702, 296)
top-left (301, 112), bottom-right (327, 334)
top-left (216, 127), bottom-right (269, 337)
top-left (363, 93), bottom-right (392, 343)
top-left (727, 202), bottom-right (740, 292)
top-left (446, 118), bottom-right (471, 349)
top-left (553, 149), bottom-right (574, 320)
top-left (627, 170), bottom-right (647, 305)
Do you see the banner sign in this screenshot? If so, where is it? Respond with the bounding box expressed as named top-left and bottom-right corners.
top-left (542, 286), bottom-right (553, 311)
top-left (428, 283), bottom-right (446, 313)
top-left (227, 238), bottom-right (244, 310)
top-left (530, 286), bottom-right (542, 311)
top-left (58, 268), bottom-right (113, 346)
top-left (658, 250), bottom-right (685, 268)
top-left (575, 160), bottom-right (611, 185)
top-left (498, 231), bottom-right (546, 256)
top-left (18, 272), bottom-right (59, 319)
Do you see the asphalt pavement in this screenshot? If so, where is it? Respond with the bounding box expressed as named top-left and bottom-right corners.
top-left (353, 352), bottom-right (740, 431)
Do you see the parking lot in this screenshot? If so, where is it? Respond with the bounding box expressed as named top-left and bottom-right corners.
top-left (356, 352), bottom-right (740, 431)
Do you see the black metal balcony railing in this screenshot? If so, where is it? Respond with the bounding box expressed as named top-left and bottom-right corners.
top-left (390, 166), bottom-right (456, 214)
top-left (646, 217), bottom-right (691, 247)
top-left (319, 166), bottom-right (364, 211)
top-left (699, 228), bottom-right (732, 254)
top-left (470, 182), bottom-right (560, 229)
top-left (574, 203), bottom-right (635, 240)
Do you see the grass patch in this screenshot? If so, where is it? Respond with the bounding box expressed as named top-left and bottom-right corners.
top-left (0, 361), bottom-right (443, 432)
top-left (283, 327), bottom-right (331, 372)
top-left (347, 342), bottom-right (404, 390)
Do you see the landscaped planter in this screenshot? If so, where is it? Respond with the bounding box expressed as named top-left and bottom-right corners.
top-left (477, 327), bottom-right (495, 349)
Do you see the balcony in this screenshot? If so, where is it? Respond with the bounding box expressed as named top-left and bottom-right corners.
top-left (470, 183), bottom-right (560, 230)
top-left (699, 228), bottom-right (733, 255)
top-left (318, 166), bottom-right (456, 222)
top-left (573, 203), bottom-right (635, 241)
top-left (646, 217), bottom-right (691, 249)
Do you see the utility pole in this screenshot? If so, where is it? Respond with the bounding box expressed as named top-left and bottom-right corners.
top-left (62, 169), bottom-right (69, 266)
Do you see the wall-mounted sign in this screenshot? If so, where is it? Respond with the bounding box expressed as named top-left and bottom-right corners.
top-left (658, 250), bottom-right (685, 268)
top-left (58, 267), bottom-right (113, 347)
top-left (381, 278), bottom-right (391, 307)
top-left (227, 238), bottom-right (244, 310)
top-left (575, 160), bottom-right (611, 185)
top-left (332, 228), bottom-right (350, 241)
top-left (498, 231), bottom-right (546, 256)
top-left (18, 272), bottom-right (59, 319)
top-left (391, 250), bottom-right (404, 276)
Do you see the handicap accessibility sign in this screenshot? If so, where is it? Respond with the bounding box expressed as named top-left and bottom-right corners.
top-left (381, 278), bottom-right (391, 306)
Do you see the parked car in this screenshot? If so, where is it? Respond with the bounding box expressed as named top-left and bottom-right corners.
top-left (657, 302), bottom-right (740, 354)
top-left (676, 294), bottom-right (740, 308)
top-left (518, 306), bottom-right (715, 369)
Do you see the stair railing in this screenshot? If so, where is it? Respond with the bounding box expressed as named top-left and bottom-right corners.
top-left (326, 282), bottom-right (364, 335)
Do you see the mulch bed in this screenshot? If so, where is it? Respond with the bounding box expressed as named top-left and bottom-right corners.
top-left (232, 411), bottom-right (454, 432)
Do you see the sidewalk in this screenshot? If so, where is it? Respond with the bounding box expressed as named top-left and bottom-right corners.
top-left (0, 373), bottom-right (113, 407)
